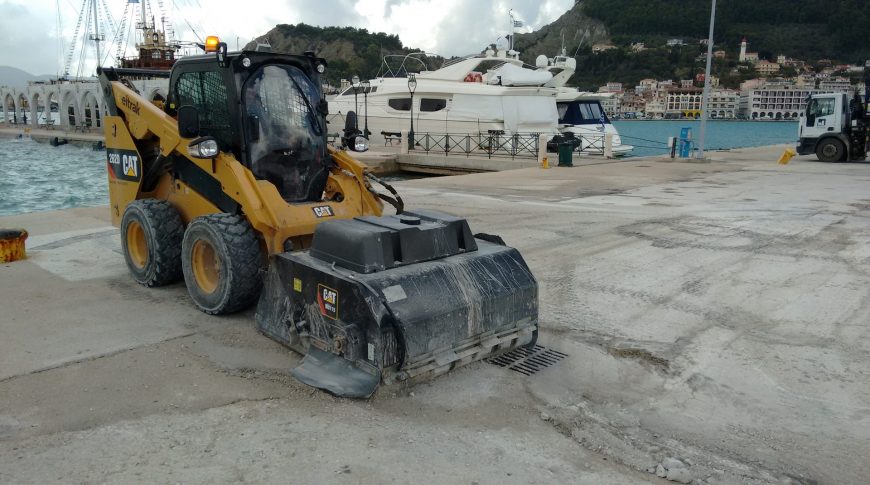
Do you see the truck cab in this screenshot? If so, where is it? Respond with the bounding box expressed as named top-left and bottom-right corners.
top-left (797, 92), bottom-right (868, 162)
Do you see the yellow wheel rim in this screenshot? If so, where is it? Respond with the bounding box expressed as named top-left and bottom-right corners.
top-left (126, 221), bottom-right (148, 269)
top-left (192, 239), bottom-right (220, 294)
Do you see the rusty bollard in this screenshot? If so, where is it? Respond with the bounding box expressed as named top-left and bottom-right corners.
top-left (0, 229), bottom-right (28, 263)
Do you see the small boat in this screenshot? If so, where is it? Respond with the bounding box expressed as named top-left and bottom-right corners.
top-left (537, 52), bottom-right (633, 156)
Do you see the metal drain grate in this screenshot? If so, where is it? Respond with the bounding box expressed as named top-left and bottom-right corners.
top-left (487, 345), bottom-right (568, 376)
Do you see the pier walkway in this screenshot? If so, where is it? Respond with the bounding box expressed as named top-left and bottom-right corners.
top-left (1, 146), bottom-right (868, 483)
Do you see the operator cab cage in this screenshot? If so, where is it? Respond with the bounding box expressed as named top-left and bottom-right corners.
top-left (102, 50), bottom-right (332, 203)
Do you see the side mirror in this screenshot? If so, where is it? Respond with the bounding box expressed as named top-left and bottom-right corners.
top-left (247, 115), bottom-right (260, 142)
top-left (178, 106), bottom-right (199, 138)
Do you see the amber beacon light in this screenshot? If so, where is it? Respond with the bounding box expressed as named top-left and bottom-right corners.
top-left (204, 36), bottom-right (220, 52)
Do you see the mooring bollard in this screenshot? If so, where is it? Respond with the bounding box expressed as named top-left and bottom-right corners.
top-left (0, 229), bottom-right (28, 263)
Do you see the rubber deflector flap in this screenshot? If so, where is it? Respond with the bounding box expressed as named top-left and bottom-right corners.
top-left (291, 347), bottom-right (381, 398)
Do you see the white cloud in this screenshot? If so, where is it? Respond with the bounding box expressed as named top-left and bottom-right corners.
top-left (0, 0), bottom-right (575, 75)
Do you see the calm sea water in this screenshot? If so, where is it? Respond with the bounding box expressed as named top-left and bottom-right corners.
top-left (0, 138), bottom-right (107, 217)
top-left (0, 120), bottom-right (800, 216)
top-left (614, 120), bottom-right (799, 158)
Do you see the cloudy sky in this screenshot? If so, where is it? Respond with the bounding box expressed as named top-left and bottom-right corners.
top-left (0, 0), bottom-right (574, 76)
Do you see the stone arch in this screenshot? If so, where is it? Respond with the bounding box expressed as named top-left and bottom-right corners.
top-left (3, 91), bottom-right (15, 124)
top-left (775, 112), bottom-right (782, 120)
top-left (31, 91), bottom-right (48, 126)
top-left (16, 92), bottom-right (29, 125)
top-left (80, 90), bottom-right (102, 128)
top-left (61, 90), bottom-right (79, 129)
top-left (45, 90), bottom-right (59, 127)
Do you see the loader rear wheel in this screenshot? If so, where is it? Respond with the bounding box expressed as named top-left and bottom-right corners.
top-left (816, 138), bottom-right (845, 163)
top-left (120, 199), bottom-right (184, 287)
top-left (181, 213), bottom-right (264, 315)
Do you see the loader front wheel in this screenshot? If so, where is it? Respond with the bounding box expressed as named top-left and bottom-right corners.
top-left (120, 199), bottom-right (184, 287)
top-left (181, 213), bottom-right (264, 315)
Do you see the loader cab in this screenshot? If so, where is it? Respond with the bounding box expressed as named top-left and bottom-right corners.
top-left (165, 51), bottom-right (331, 203)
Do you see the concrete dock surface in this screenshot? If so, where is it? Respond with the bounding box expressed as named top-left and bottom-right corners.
top-left (1, 145), bottom-right (868, 483)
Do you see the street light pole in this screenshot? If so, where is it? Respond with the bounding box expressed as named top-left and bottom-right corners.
top-left (408, 73), bottom-right (417, 150)
top-left (361, 79), bottom-right (371, 138)
top-left (697, 0), bottom-right (717, 159)
top-left (351, 75), bottom-right (360, 132)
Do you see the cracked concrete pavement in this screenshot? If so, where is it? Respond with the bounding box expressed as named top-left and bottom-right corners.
top-left (1, 145), bottom-right (868, 483)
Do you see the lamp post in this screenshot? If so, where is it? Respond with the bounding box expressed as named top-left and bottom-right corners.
top-left (351, 75), bottom-right (360, 131)
top-left (361, 79), bottom-right (371, 138)
top-left (697, 0), bottom-right (717, 159)
top-left (408, 73), bottom-right (417, 150)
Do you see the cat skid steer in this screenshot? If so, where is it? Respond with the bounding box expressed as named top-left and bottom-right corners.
top-left (98, 39), bottom-right (538, 398)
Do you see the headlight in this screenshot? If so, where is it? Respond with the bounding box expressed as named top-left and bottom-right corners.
top-left (317, 63), bottom-right (326, 73)
top-left (189, 137), bottom-right (220, 158)
top-left (353, 135), bottom-right (369, 153)
top-left (241, 57), bottom-right (251, 68)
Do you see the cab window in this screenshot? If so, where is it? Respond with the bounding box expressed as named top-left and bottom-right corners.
top-left (174, 70), bottom-right (233, 149)
top-left (808, 98), bottom-right (835, 117)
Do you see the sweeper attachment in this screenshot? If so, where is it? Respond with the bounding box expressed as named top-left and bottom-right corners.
top-left (99, 42), bottom-right (538, 397)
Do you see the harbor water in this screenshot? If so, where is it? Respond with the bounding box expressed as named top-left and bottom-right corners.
top-left (0, 121), bottom-right (800, 216)
top-left (0, 138), bottom-right (108, 217)
top-left (615, 120), bottom-right (798, 158)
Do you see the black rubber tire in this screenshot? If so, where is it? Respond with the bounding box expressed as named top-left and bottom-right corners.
top-left (181, 213), bottom-right (264, 315)
top-left (816, 138), bottom-right (845, 163)
top-left (120, 199), bottom-right (184, 287)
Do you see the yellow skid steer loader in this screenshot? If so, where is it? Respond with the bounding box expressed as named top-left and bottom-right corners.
top-left (98, 40), bottom-right (537, 397)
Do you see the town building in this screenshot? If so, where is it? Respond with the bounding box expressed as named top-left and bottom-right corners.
top-left (667, 39), bottom-right (685, 47)
top-left (819, 77), bottom-right (853, 93)
top-left (665, 87), bottom-right (703, 118)
top-left (740, 84), bottom-right (826, 120)
top-left (707, 89), bottom-right (740, 119)
top-left (755, 60), bottom-right (781, 75)
top-left (739, 38), bottom-right (759, 63)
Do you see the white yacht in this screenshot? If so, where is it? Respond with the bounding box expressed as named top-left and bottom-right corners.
top-left (328, 48), bottom-right (559, 145)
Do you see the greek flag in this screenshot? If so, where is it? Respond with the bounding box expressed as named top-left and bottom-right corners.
top-left (513, 20), bottom-right (524, 27)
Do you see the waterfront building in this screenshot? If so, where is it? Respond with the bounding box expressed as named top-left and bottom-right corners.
top-left (644, 98), bottom-right (666, 119)
top-left (739, 84), bottom-right (826, 120)
top-left (707, 89), bottom-right (739, 119)
top-left (667, 39), bottom-right (685, 47)
top-left (665, 87), bottom-right (703, 118)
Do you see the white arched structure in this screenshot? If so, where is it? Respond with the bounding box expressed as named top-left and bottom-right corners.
top-left (1, 78), bottom-right (166, 129)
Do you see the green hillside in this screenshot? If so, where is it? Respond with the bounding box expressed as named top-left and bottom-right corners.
top-left (583, 0), bottom-right (869, 62)
top-left (245, 23), bottom-right (425, 86)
